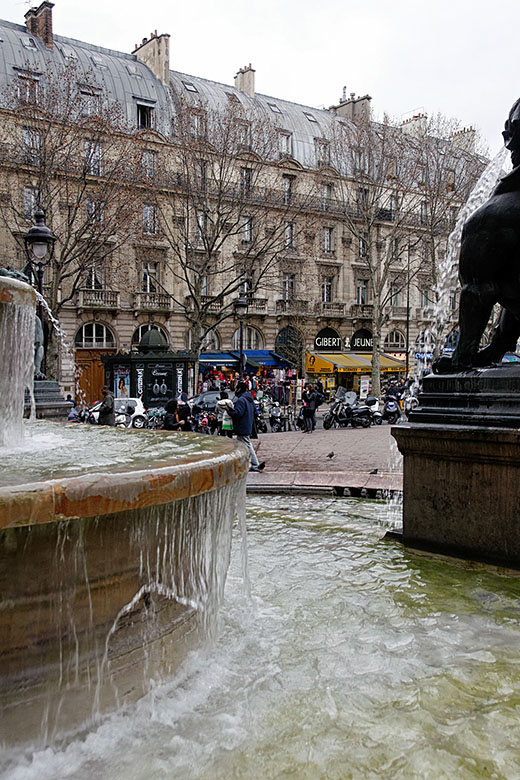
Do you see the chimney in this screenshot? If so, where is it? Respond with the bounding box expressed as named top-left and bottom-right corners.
top-left (401, 113), bottom-right (428, 138)
top-left (132, 31), bottom-right (171, 86)
top-left (331, 92), bottom-right (372, 123)
top-left (234, 64), bottom-right (255, 98)
top-left (451, 126), bottom-right (476, 154)
top-left (25, 1), bottom-right (54, 49)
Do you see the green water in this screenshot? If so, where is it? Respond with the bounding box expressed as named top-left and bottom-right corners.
top-left (3, 495), bottom-right (520, 779)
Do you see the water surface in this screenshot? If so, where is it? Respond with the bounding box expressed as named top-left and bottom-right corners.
top-left (3, 495), bottom-right (520, 779)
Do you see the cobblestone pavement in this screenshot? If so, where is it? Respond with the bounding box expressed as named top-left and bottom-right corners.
top-left (248, 422), bottom-right (403, 494)
top-left (254, 423), bottom-right (402, 474)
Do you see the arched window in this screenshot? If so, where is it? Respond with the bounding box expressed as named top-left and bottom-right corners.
top-left (131, 323), bottom-right (169, 347)
top-left (232, 326), bottom-right (263, 350)
top-left (74, 322), bottom-right (115, 349)
top-left (188, 328), bottom-right (219, 351)
top-left (275, 326), bottom-right (303, 367)
top-left (384, 330), bottom-right (406, 350)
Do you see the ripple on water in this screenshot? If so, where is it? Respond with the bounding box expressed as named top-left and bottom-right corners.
top-left (2, 495), bottom-right (520, 779)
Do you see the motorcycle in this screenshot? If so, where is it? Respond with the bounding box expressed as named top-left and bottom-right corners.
top-left (254, 401), bottom-right (268, 434)
top-left (365, 396), bottom-right (383, 425)
top-left (323, 397), bottom-right (372, 429)
top-left (269, 402), bottom-right (286, 433)
top-left (146, 407), bottom-right (165, 430)
top-left (382, 394), bottom-right (401, 424)
top-left (403, 393), bottom-right (419, 419)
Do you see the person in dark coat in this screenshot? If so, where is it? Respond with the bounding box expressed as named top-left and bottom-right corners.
top-left (97, 385), bottom-right (115, 426)
top-left (229, 381), bottom-right (265, 472)
top-left (302, 384), bottom-right (317, 433)
top-left (163, 399), bottom-right (190, 431)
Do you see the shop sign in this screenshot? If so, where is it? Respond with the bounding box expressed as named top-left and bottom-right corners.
top-left (351, 328), bottom-right (373, 352)
top-left (314, 327), bottom-right (341, 352)
top-left (415, 352), bottom-right (434, 360)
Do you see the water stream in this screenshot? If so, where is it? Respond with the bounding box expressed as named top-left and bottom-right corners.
top-left (3, 495), bottom-right (519, 779)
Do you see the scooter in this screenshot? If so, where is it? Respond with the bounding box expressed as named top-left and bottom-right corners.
top-left (269, 402), bottom-right (284, 433)
top-left (382, 394), bottom-right (400, 424)
top-left (365, 396), bottom-right (383, 425)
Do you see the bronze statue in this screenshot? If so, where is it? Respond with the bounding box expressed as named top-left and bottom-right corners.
top-left (434, 99), bottom-right (520, 373)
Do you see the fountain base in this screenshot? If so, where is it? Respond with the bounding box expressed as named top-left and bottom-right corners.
top-left (393, 423), bottom-right (520, 569)
top-left (0, 432), bottom-right (248, 747)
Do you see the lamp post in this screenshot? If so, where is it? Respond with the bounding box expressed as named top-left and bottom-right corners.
top-left (234, 294), bottom-right (248, 376)
top-left (23, 209), bottom-right (56, 375)
top-left (24, 209), bottom-right (56, 309)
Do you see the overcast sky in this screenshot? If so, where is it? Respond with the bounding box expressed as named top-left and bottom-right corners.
top-left (2, 0), bottom-right (518, 154)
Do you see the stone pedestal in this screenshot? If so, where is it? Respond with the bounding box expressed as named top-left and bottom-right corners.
top-left (392, 424), bottom-right (520, 568)
top-left (392, 364), bottom-right (520, 569)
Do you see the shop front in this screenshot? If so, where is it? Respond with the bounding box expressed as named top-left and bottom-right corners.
top-left (305, 351), bottom-right (406, 395)
top-left (199, 350), bottom-right (293, 386)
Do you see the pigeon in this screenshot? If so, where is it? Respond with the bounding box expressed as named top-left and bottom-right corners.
top-left (370, 468), bottom-right (378, 474)
top-left (327, 452), bottom-right (335, 459)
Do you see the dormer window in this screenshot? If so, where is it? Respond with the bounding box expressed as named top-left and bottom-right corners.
top-left (137, 103), bottom-right (154, 130)
top-left (21, 36), bottom-right (37, 50)
top-left (91, 54), bottom-right (108, 70)
top-left (303, 112), bottom-right (318, 123)
top-left (183, 81), bottom-right (198, 93)
top-left (268, 103), bottom-right (282, 114)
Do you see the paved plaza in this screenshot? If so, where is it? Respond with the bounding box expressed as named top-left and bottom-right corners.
top-left (248, 422), bottom-right (403, 495)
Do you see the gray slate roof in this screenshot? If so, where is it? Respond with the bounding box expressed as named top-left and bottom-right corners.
top-left (0, 17), bottom-right (347, 168)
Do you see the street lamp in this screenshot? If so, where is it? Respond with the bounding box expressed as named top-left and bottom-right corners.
top-left (23, 209), bottom-right (56, 377)
top-left (234, 294), bottom-right (248, 375)
top-left (24, 209), bottom-right (56, 306)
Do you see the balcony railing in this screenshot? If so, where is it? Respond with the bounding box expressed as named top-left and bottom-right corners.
top-left (315, 301), bottom-right (345, 316)
top-left (76, 288), bottom-right (120, 309)
top-left (133, 292), bottom-right (173, 310)
top-left (351, 303), bottom-right (374, 318)
top-left (276, 299), bottom-right (309, 315)
top-left (389, 305), bottom-right (409, 318)
top-left (246, 297), bottom-right (268, 313)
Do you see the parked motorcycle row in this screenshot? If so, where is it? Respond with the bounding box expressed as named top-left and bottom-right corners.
top-left (74, 389), bottom-right (417, 434)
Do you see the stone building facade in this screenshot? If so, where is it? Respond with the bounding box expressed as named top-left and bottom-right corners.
top-left (0, 4), bottom-right (483, 401)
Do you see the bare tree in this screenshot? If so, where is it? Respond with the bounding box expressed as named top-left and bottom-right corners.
top-left (329, 114), bottom-right (428, 395)
top-left (157, 92), bottom-right (316, 379)
top-left (0, 62), bottom-right (145, 375)
top-left (406, 114), bottom-right (486, 356)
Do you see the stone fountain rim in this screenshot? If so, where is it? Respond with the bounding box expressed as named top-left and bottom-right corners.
top-left (0, 437), bottom-right (249, 530)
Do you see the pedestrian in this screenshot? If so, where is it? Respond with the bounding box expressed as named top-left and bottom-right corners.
top-left (228, 380), bottom-right (265, 472)
top-left (97, 384), bottom-right (115, 426)
top-left (215, 390), bottom-right (234, 437)
top-left (163, 398), bottom-right (189, 430)
top-left (302, 384), bottom-right (317, 433)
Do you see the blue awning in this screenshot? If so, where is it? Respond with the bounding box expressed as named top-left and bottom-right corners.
top-left (199, 352), bottom-right (236, 365)
top-left (199, 350), bottom-right (292, 368)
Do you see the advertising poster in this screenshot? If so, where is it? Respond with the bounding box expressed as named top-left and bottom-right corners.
top-left (145, 362), bottom-right (174, 407)
top-left (359, 375), bottom-right (371, 400)
top-left (114, 365), bottom-right (130, 398)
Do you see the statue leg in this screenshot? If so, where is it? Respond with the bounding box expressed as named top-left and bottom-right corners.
top-left (452, 284), bottom-right (495, 370)
top-left (474, 307), bottom-right (520, 366)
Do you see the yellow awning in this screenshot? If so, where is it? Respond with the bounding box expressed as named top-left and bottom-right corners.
top-left (306, 352), bottom-right (406, 374)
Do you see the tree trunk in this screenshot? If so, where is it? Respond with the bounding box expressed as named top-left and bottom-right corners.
top-left (371, 315), bottom-right (383, 399)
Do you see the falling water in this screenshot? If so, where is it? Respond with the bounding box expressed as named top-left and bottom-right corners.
top-left (0, 292), bottom-right (34, 447)
top-left (427, 146), bottom-right (510, 357)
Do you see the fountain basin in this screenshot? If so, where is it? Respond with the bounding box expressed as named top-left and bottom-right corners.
top-left (0, 427), bottom-right (248, 747)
